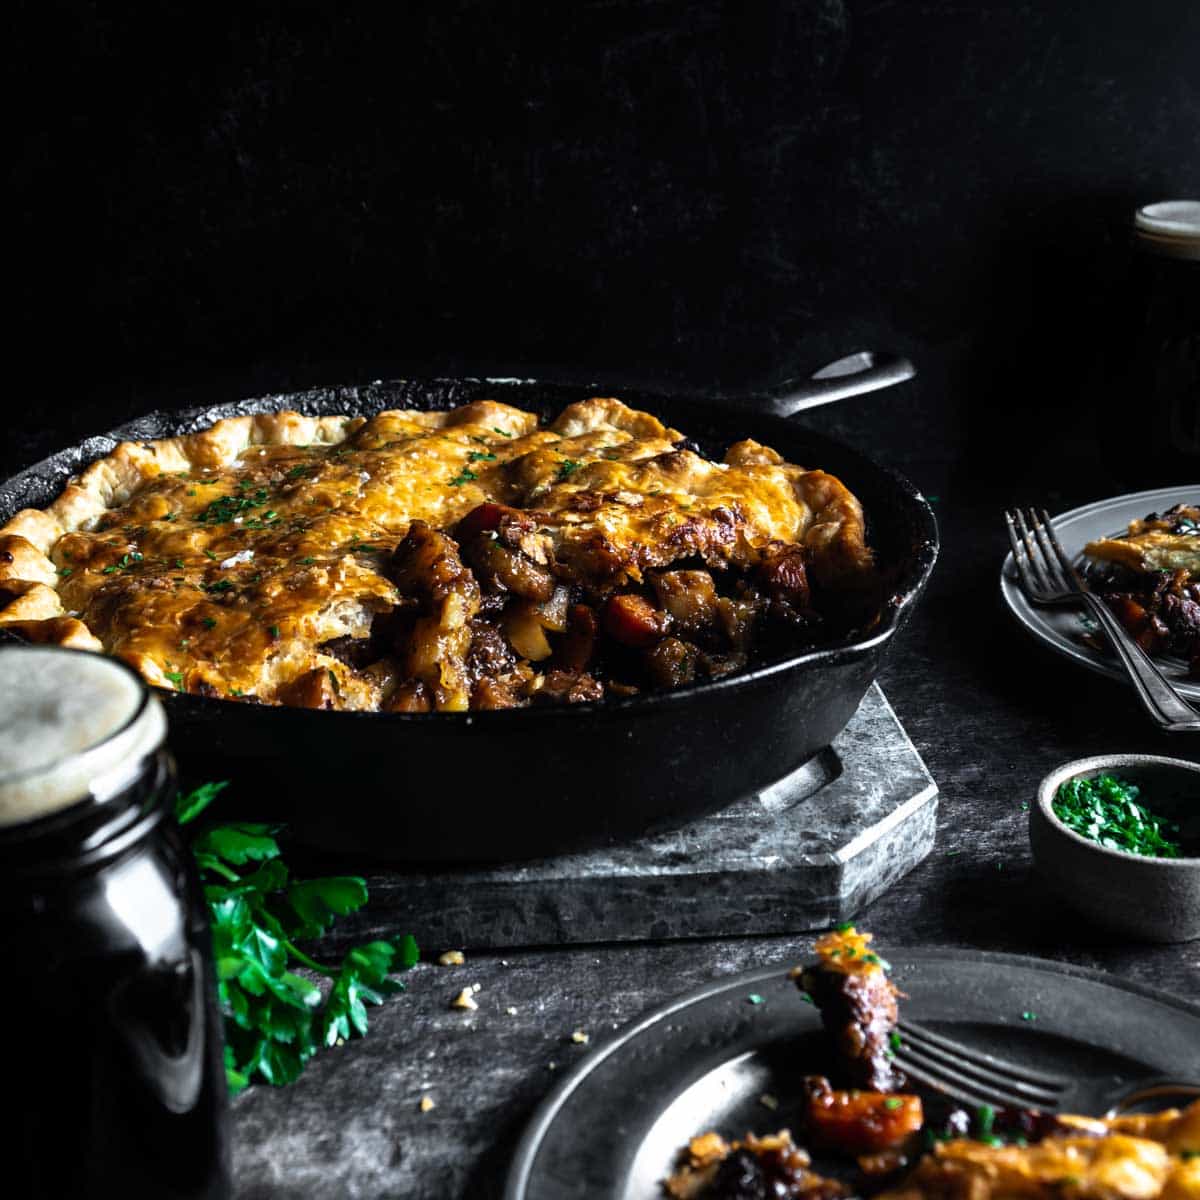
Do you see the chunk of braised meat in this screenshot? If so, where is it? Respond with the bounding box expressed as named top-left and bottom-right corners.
top-left (456, 503), bottom-right (556, 601)
top-left (716, 596), bottom-right (758, 654)
top-left (466, 620), bottom-right (517, 678)
top-left (665, 1131), bottom-right (848, 1200)
top-left (1163, 586), bottom-right (1200, 654)
top-left (645, 636), bottom-right (702, 689)
top-left (390, 520), bottom-right (479, 610)
top-left (279, 666), bottom-right (339, 710)
top-left (455, 502), bottom-right (529, 541)
top-left (802, 1077), bottom-right (923, 1155)
top-left (385, 681), bottom-right (432, 713)
top-left (470, 677), bottom-right (525, 709)
top-left (533, 669), bottom-right (604, 705)
top-left (757, 541), bottom-right (812, 609)
top-left (706, 1150), bottom-right (846, 1200)
top-left (602, 593), bottom-right (671, 648)
top-left (555, 603), bottom-right (598, 672)
top-left (319, 634), bottom-right (378, 670)
top-left (651, 570), bottom-right (720, 636)
top-left (795, 926), bottom-right (904, 1093)
top-left (462, 531), bottom-right (556, 600)
top-left (388, 521), bottom-right (480, 711)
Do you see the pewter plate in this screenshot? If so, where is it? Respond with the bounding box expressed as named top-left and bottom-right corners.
top-left (1001, 485), bottom-right (1200, 698)
top-left (504, 950), bottom-right (1200, 1200)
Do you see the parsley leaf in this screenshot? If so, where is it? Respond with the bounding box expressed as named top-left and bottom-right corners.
top-left (175, 781), bottom-right (417, 1095)
top-left (175, 779), bottom-right (229, 825)
top-left (556, 459), bottom-right (582, 481)
top-left (448, 469), bottom-right (478, 487)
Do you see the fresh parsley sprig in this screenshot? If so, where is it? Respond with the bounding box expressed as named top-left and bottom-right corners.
top-left (176, 781), bottom-right (418, 1094)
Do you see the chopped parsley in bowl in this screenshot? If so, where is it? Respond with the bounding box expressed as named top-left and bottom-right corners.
top-left (1032, 754), bottom-right (1200, 943)
top-left (1052, 773), bottom-right (1182, 859)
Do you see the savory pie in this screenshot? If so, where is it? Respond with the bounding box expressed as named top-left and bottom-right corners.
top-left (1082, 504), bottom-right (1200, 672)
top-left (0, 398), bottom-right (879, 711)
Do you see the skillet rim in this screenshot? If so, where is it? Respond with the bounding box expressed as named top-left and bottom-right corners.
top-left (0, 374), bottom-right (939, 725)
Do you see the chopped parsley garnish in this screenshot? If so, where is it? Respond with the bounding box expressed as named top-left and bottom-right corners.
top-left (448, 469), bottom-right (478, 487)
top-left (746, 993), bottom-right (764, 1005)
top-left (204, 549), bottom-right (217, 560)
top-left (299, 556), bottom-right (316, 565)
top-left (976, 1104), bottom-right (996, 1139)
top-left (834, 921), bottom-right (854, 932)
top-left (884, 1098), bottom-right (904, 1110)
top-left (889, 1031), bottom-right (902, 1051)
top-left (229, 688), bottom-right (244, 697)
top-left (202, 617), bottom-right (218, 630)
top-left (286, 465), bottom-right (311, 479)
top-left (492, 427), bottom-right (512, 437)
top-left (174, 781), bottom-right (416, 1094)
top-left (556, 459), bottom-right (582, 481)
top-left (198, 488), bottom-right (270, 525)
top-left (202, 580), bottom-right (236, 594)
top-left (1053, 774), bottom-right (1181, 858)
top-left (164, 670), bottom-right (185, 691)
top-left (174, 558), bottom-right (185, 569)
top-left (467, 451), bottom-right (497, 463)
top-left (101, 552), bottom-right (143, 575)
top-left (327, 669), bottom-right (341, 695)
top-left (57, 566), bottom-right (72, 578)
top-left (269, 625), bottom-right (281, 639)
top-left (1021, 1010), bottom-right (1037, 1022)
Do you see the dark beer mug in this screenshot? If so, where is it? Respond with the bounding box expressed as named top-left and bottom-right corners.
top-left (0, 645), bottom-right (230, 1198)
top-left (1099, 200), bottom-right (1200, 485)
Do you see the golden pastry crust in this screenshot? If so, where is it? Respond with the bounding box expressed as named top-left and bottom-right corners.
top-left (879, 1102), bottom-right (1200, 1200)
top-left (1085, 505), bottom-right (1200, 577)
top-left (1, 398), bottom-right (877, 711)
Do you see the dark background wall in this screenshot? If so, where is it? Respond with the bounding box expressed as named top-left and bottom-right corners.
top-left (8, 0), bottom-right (1200, 483)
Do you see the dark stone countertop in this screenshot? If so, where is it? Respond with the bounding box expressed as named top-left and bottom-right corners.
top-left (5, 364), bottom-right (1199, 1199)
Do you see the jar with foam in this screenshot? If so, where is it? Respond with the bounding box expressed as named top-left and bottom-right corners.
top-left (0, 644), bottom-right (230, 1199)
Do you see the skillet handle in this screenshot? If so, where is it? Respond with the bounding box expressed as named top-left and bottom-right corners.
top-left (761, 351), bottom-right (916, 418)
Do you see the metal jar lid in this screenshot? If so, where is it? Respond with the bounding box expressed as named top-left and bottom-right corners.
top-left (1135, 200), bottom-right (1200, 261)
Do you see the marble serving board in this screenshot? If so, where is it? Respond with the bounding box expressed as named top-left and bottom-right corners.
top-left (321, 684), bottom-right (937, 950)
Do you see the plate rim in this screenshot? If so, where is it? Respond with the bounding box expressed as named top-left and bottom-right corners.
top-left (502, 947), bottom-right (1200, 1200)
top-left (999, 484), bottom-right (1200, 696)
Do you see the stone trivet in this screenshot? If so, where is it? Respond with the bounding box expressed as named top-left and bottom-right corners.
top-left (331, 684), bottom-right (937, 950)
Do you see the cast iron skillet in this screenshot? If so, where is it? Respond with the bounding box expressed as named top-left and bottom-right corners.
top-left (0, 354), bottom-right (937, 861)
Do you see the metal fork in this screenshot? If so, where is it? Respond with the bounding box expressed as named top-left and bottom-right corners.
top-left (1004, 507), bottom-right (1200, 732)
top-left (894, 1018), bottom-right (1200, 1116)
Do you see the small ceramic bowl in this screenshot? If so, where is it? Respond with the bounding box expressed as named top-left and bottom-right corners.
top-left (1032, 753), bottom-right (1200, 943)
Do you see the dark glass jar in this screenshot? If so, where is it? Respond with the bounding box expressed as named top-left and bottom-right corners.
top-left (1099, 200), bottom-right (1200, 486)
top-left (0, 646), bottom-right (230, 1199)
